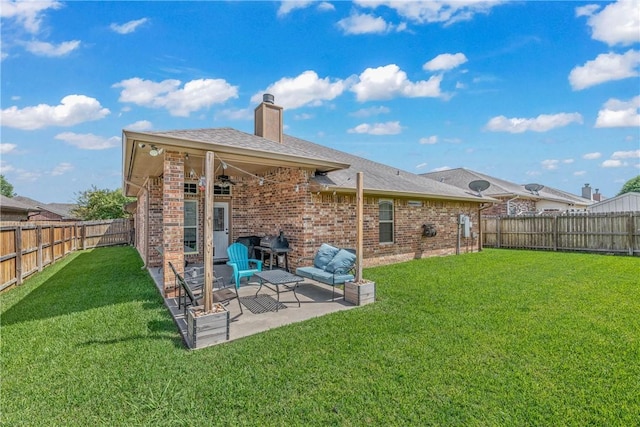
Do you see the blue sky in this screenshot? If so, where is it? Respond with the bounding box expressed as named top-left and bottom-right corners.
top-left (1, 0), bottom-right (639, 204)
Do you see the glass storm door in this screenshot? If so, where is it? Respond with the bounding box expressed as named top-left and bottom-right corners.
top-left (213, 202), bottom-right (229, 261)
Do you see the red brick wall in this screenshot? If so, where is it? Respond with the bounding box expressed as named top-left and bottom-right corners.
top-left (483, 197), bottom-right (536, 216)
top-left (162, 151), bottom-right (184, 295)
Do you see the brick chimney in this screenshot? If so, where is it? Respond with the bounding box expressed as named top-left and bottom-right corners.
top-left (581, 183), bottom-right (592, 200)
top-left (593, 188), bottom-right (602, 202)
top-left (254, 93), bottom-right (283, 143)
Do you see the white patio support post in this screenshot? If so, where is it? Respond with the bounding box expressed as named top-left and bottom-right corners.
top-left (356, 171), bottom-right (364, 282)
top-left (203, 151), bottom-right (215, 312)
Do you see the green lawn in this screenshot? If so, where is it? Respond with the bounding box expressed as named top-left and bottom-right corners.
top-left (1, 247), bottom-right (638, 426)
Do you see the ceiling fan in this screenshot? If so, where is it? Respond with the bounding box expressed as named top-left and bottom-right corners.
top-left (216, 174), bottom-right (237, 186)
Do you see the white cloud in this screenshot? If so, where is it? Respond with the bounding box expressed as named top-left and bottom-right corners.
top-left (423, 53), bottom-right (467, 71)
top-left (294, 113), bottom-right (314, 120)
top-left (569, 49), bottom-right (640, 90)
top-left (611, 149), bottom-right (640, 159)
top-left (595, 96), bottom-right (640, 128)
top-left (347, 121), bottom-right (403, 135)
top-left (351, 64), bottom-right (442, 101)
top-left (16, 170), bottom-right (41, 182)
top-left (277, 1), bottom-right (315, 16)
top-left (0, 0), bottom-right (62, 33)
top-left (55, 132), bottom-right (120, 150)
top-left (431, 166), bottom-right (452, 172)
top-left (251, 70), bottom-right (347, 110)
top-left (110, 18), bottom-right (148, 34)
top-left (354, 0), bottom-right (505, 26)
top-left (578, 0), bottom-right (640, 46)
top-left (541, 159), bottom-right (560, 170)
top-left (350, 106), bottom-right (390, 117)
top-left (125, 120), bottom-right (153, 131)
top-left (416, 162), bottom-right (428, 169)
top-left (51, 162), bottom-right (73, 176)
top-left (337, 12), bottom-right (395, 35)
top-left (317, 2), bottom-right (335, 12)
top-left (0, 143), bottom-right (17, 154)
top-left (419, 135), bottom-right (438, 144)
top-left (485, 112), bottom-right (583, 133)
top-left (1, 95), bottom-right (110, 130)
top-left (573, 170), bottom-right (587, 176)
top-left (0, 160), bottom-right (15, 174)
top-left (216, 108), bottom-right (253, 121)
top-left (114, 77), bottom-right (238, 117)
top-left (583, 152), bottom-right (602, 160)
top-left (24, 40), bottom-right (80, 57)
top-left (602, 159), bottom-right (624, 168)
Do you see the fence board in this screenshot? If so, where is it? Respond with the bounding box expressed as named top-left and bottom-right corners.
top-left (483, 212), bottom-right (640, 256)
top-left (0, 219), bottom-right (133, 292)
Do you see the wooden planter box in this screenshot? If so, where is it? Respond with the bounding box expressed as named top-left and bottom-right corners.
top-left (345, 280), bottom-right (375, 306)
top-left (186, 304), bottom-right (229, 349)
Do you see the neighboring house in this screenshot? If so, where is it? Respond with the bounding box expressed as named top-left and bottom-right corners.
top-left (0, 195), bottom-right (39, 221)
top-left (123, 95), bottom-right (496, 295)
top-left (421, 168), bottom-right (592, 216)
top-left (588, 192), bottom-right (640, 213)
top-left (12, 196), bottom-right (79, 221)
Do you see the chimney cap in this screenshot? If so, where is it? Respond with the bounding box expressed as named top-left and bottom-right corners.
top-left (263, 93), bottom-right (275, 104)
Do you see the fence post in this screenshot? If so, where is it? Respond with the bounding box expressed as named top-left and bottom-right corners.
top-left (50, 226), bottom-right (55, 264)
top-left (553, 216), bottom-right (558, 251)
top-left (15, 227), bottom-right (23, 285)
top-left (496, 217), bottom-right (501, 248)
top-left (629, 213), bottom-right (634, 256)
top-left (82, 224), bottom-right (86, 250)
top-left (37, 225), bottom-right (43, 272)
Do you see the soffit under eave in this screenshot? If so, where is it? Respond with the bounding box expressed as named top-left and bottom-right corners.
top-left (123, 131), bottom-right (350, 193)
top-left (312, 184), bottom-right (498, 204)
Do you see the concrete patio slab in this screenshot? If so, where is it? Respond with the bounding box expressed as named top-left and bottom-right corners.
top-left (149, 264), bottom-right (357, 347)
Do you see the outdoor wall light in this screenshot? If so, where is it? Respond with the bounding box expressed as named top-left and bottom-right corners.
top-left (149, 145), bottom-right (164, 157)
top-left (138, 143), bottom-right (146, 148)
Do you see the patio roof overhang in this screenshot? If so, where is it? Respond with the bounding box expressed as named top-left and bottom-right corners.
top-left (122, 130), bottom-right (351, 197)
top-left (313, 184), bottom-right (501, 204)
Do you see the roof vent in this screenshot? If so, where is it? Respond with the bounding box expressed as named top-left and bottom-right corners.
top-left (263, 93), bottom-right (275, 104)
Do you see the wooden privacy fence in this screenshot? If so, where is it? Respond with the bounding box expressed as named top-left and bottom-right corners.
top-left (482, 212), bottom-right (640, 256)
top-left (0, 219), bottom-right (133, 292)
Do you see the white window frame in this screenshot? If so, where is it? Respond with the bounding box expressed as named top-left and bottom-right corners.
top-left (378, 199), bottom-right (394, 244)
top-left (184, 199), bottom-right (198, 254)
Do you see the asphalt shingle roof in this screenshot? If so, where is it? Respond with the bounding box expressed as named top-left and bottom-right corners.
top-left (146, 128), bottom-right (492, 202)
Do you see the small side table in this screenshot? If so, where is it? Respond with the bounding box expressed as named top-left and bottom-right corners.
top-left (253, 270), bottom-right (304, 311)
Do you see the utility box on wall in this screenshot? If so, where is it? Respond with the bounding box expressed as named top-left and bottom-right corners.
top-left (460, 214), bottom-right (472, 238)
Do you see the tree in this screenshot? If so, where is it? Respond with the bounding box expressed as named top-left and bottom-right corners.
top-left (617, 175), bottom-right (640, 196)
top-left (72, 186), bottom-right (134, 220)
top-left (0, 175), bottom-right (14, 197)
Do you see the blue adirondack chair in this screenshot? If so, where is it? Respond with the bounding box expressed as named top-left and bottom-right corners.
top-left (226, 242), bottom-right (263, 288)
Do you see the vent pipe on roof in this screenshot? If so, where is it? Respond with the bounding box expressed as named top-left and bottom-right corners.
top-left (263, 93), bottom-right (275, 104)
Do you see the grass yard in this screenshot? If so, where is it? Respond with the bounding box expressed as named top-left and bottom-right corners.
top-left (1, 246), bottom-right (638, 426)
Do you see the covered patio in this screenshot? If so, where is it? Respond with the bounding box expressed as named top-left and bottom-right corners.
top-left (149, 263), bottom-right (357, 344)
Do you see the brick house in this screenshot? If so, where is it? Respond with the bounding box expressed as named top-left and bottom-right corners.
top-left (123, 96), bottom-right (495, 295)
top-left (421, 168), bottom-right (592, 216)
top-left (11, 196), bottom-right (79, 221)
top-left (0, 195), bottom-right (38, 221)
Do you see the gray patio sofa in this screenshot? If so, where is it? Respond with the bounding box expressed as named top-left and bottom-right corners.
top-left (295, 243), bottom-right (356, 300)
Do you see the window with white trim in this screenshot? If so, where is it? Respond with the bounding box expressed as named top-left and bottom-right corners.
top-left (379, 200), bottom-right (394, 243)
top-left (184, 200), bottom-right (198, 254)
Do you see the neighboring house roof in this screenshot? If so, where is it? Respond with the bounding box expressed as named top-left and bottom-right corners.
top-left (0, 195), bottom-right (38, 214)
top-left (12, 196), bottom-right (79, 219)
top-left (421, 168), bottom-right (592, 207)
top-left (588, 192), bottom-right (640, 213)
top-left (124, 128), bottom-right (495, 203)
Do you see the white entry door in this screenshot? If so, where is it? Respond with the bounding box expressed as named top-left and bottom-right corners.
top-left (213, 202), bottom-right (229, 261)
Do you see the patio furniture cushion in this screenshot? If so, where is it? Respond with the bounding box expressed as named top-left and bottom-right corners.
top-left (296, 245), bottom-right (357, 300)
top-left (313, 243), bottom-right (339, 270)
top-left (325, 249), bottom-right (356, 274)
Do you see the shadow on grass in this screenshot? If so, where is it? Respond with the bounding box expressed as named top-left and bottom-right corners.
top-left (1, 247), bottom-right (163, 327)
